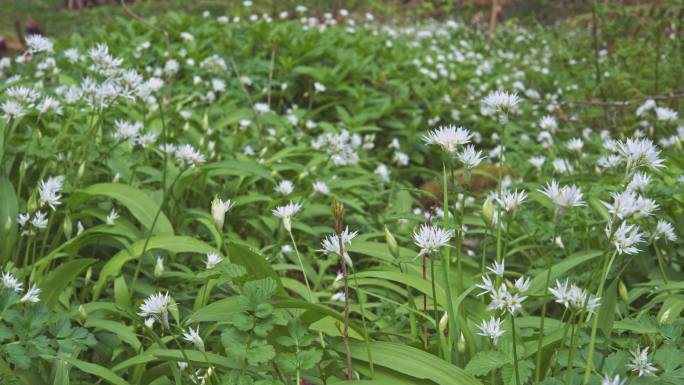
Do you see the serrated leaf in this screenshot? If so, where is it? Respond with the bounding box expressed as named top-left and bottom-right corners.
top-left (465, 351), bottom-right (511, 377)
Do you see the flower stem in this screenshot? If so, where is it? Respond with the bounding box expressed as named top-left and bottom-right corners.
top-left (287, 228), bottom-right (313, 302)
top-left (510, 315), bottom-right (522, 385)
top-left (535, 211), bottom-right (560, 382)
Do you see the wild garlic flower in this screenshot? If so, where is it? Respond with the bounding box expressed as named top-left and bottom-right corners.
top-left (514, 276), bottom-right (531, 293)
top-left (113, 120), bottom-right (144, 145)
top-left (423, 125), bottom-right (472, 153)
top-left (486, 260), bottom-right (505, 277)
top-left (482, 90), bottom-right (520, 124)
top-left (538, 115), bottom-right (558, 132)
top-left (210, 197), bottom-right (233, 229)
top-left (616, 138), bottom-right (664, 172)
top-left (655, 107), bottom-right (678, 122)
top-left (275, 180), bottom-right (294, 196)
top-left (174, 144), bottom-right (205, 168)
top-left (2, 100), bottom-right (27, 121)
top-left (138, 292), bottom-right (173, 329)
top-left (1, 272), bottom-right (23, 293)
top-left (653, 220), bottom-right (677, 242)
top-left (272, 201), bottom-right (303, 232)
top-left (528, 156), bottom-right (546, 171)
top-left (477, 317), bottom-right (505, 345)
top-left (25, 34), bottom-right (54, 54)
top-left (601, 374), bottom-right (627, 385)
top-left (331, 292), bottom-right (346, 302)
top-left (320, 227), bottom-right (358, 266)
top-left (154, 257), bottom-right (164, 277)
top-left (628, 347), bottom-right (657, 377)
top-left (566, 138), bottom-right (584, 152)
top-left (106, 209), bottom-right (119, 226)
top-left (496, 190), bottom-right (527, 213)
top-left (476, 275), bottom-right (496, 296)
top-left (456, 145), bottom-right (484, 169)
top-left (601, 191), bottom-right (658, 219)
top-left (549, 279), bottom-right (600, 314)
top-left (375, 163), bottom-right (390, 183)
top-left (627, 172), bottom-right (651, 192)
top-left (312, 181), bottom-right (330, 195)
top-left (552, 158), bottom-right (574, 174)
top-left (205, 252), bottom-right (223, 269)
top-left (20, 285), bottom-right (41, 303)
top-left (413, 224), bottom-right (454, 257)
top-left (31, 211), bottom-right (48, 229)
top-left (609, 222), bottom-right (645, 255)
top-left (182, 327), bottom-right (205, 352)
top-left (538, 180), bottom-right (585, 210)
top-left (38, 175), bottom-right (65, 211)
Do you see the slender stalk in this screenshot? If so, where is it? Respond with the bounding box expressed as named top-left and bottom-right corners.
top-left (422, 252), bottom-right (429, 350)
top-left (340, 256), bottom-right (353, 380)
top-left (510, 315), bottom-right (522, 385)
top-left (582, 250), bottom-right (618, 385)
top-left (441, 163), bottom-right (457, 362)
top-left (351, 266), bottom-right (374, 377)
top-left (653, 242), bottom-right (671, 295)
top-left (287, 228), bottom-right (313, 302)
top-left (564, 315), bottom-right (580, 385)
top-left (430, 256), bottom-right (441, 358)
top-left (535, 210), bottom-right (560, 382)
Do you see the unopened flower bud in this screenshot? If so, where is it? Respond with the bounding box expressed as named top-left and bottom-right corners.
top-left (619, 280), bottom-right (629, 303)
top-left (384, 226), bottom-right (399, 259)
top-left (154, 257), bottom-right (164, 278)
top-left (439, 312), bottom-right (449, 334)
top-left (482, 198), bottom-right (494, 225)
top-left (457, 331), bottom-right (466, 353)
top-left (79, 305), bottom-right (87, 321)
top-left (63, 214), bottom-right (73, 240)
top-left (77, 162), bottom-right (86, 181)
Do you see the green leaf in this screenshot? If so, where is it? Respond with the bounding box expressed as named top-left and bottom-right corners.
top-left (84, 319), bottom-right (141, 351)
top-left (40, 259), bottom-right (96, 309)
top-left (528, 250), bottom-right (602, 294)
top-left (347, 341), bottom-right (482, 385)
top-left (0, 176), bottom-right (18, 262)
top-left (70, 183), bottom-right (173, 236)
top-left (185, 297), bottom-right (240, 324)
top-left (94, 236), bottom-right (220, 299)
top-left (227, 243), bottom-right (285, 295)
top-left (597, 279), bottom-right (618, 337)
top-left (49, 355), bottom-right (130, 385)
top-left (465, 351), bottom-right (511, 377)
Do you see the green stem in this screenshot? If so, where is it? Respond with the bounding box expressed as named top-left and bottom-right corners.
top-left (510, 315), bottom-right (522, 385)
top-left (351, 265), bottom-right (374, 377)
top-left (535, 211), bottom-right (560, 383)
top-left (564, 315), bottom-right (579, 385)
top-left (441, 163), bottom-right (458, 362)
top-left (287, 228), bottom-right (313, 302)
top-left (653, 242), bottom-right (671, 295)
top-left (582, 250), bottom-right (618, 385)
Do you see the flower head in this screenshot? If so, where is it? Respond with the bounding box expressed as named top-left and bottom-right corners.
top-left (628, 347), bottom-right (657, 377)
top-left (20, 285), bottom-right (41, 303)
top-left (320, 227), bottom-right (358, 266)
top-left (38, 175), bottom-right (65, 211)
top-left (25, 35), bottom-right (54, 54)
top-left (211, 197), bottom-right (233, 229)
top-left (610, 222), bottom-right (645, 255)
top-left (538, 180), bottom-right (585, 209)
top-left (1, 272), bottom-right (23, 293)
top-left (182, 326), bottom-right (205, 352)
top-left (601, 374), bottom-right (627, 385)
top-left (272, 202), bottom-right (303, 232)
top-left (205, 252), bottom-right (223, 269)
top-left (413, 224), bottom-right (454, 257)
top-left (275, 180), bottom-right (294, 196)
top-left (456, 145), bottom-right (484, 169)
top-left (616, 138), bottom-right (664, 171)
top-left (654, 220), bottom-right (677, 242)
top-left (138, 292), bottom-right (173, 329)
top-left (423, 125), bottom-right (472, 153)
top-left (477, 317), bottom-right (505, 344)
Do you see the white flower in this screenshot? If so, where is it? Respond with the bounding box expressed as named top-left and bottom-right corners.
top-left (320, 227), bottom-right (358, 266)
top-left (627, 172), bottom-right (651, 192)
top-left (394, 151), bottom-right (410, 166)
top-left (272, 202), bottom-right (303, 232)
top-left (528, 156), bottom-right (546, 170)
top-left (313, 82), bottom-right (326, 92)
top-left (496, 190), bottom-right (527, 213)
top-left (601, 375), bottom-right (627, 385)
top-left (1, 272), bottom-right (23, 292)
top-left (514, 276), bottom-right (531, 293)
top-left (205, 252), bottom-right (223, 269)
top-left (312, 181), bottom-right (330, 195)
top-left (413, 224), bottom-right (454, 257)
top-left (487, 260), bottom-right (505, 277)
top-left (601, 191), bottom-right (658, 219)
top-left (456, 145), bottom-right (484, 169)
top-left (505, 292), bottom-right (526, 315)
top-left (38, 175), bottom-right (65, 210)
top-left (552, 158), bottom-right (574, 174)
top-left (138, 292), bottom-right (173, 329)
top-left (106, 209), bottom-right (119, 226)
top-left (275, 180), bottom-right (294, 196)
top-left (18, 213), bottom-right (30, 227)
top-left (25, 34), bottom-right (53, 54)
top-left (178, 362), bottom-right (189, 371)
top-left (114, 120), bottom-right (143, 145)
top-left (374, 163), bottom-right (390, 183)
top-left (20, 285), bottom-right (41, 303)
top-left (539, 115), bottom-right (558, 131)
top-left (616, 138), bottom-right (664, 170)
top-left (174, 144), bottom-right (205, 167)
top-left (182, 326), bottom-right (205, 352)
top-left (154, 256), bottom-right (165, 277)
top-left (654, 220), bottom-right (677, 242)
top-left (36, 96), bottom-right (62, 115)
top-left (2, 100), bottom-right (27, 121)
top-left (477, 317), bottom-right (505, 345)
top-left (636, 99), bottom-right (656, 117)
top-left (331, 292), bottom-right (346, 302)
top-left (609, 222), bottom-right (644, 255)
top-left (655, 107), bottom-right (678, 122)
top-left (211, 197), bottom-right (233, 229)
top-left (31, 211), bottom-right (48, 229)
top-left (538, 180), bottom-right (585, 209)
top-left (254, 102), bottom-right (270, 113)
top-left (482, 90), bottom-right (520, 123)
top-left (476, 275), bottom-right (496, 296)
top-left (567, 138), bottom-right (584, 152)
top-left (628, 347), bottom-right (657, 377)
top-left (423, 125), bottom-right (472, 153)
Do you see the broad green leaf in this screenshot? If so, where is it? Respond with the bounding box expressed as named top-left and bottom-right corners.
top-left (40, 259), bottom-right (97, 309)
top-left (70, 183), bottom-right (173, 236)
top-left (465, 351), bottom-right (511, 377)
top-left (529, 250), bottom-right (602, 294)
top-left (49, 355), bottom-right (130, 385)
top-left (0, 176), bottom-right (18, 262)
